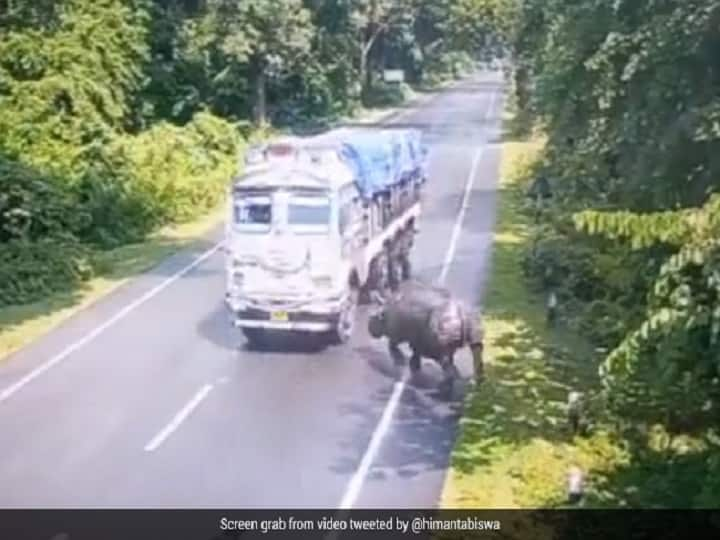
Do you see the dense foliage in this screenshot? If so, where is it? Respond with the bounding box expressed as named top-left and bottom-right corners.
top-left (497, 0), bottom-right (720, 503)
top-left (0, 0), bottom-right (495, 307)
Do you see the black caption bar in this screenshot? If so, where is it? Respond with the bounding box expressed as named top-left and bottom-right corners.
top-left (1, 510), bottom-right (720, 540)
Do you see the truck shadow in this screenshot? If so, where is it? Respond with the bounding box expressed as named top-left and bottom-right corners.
top-left (243, 332), bottom-right (328, 354)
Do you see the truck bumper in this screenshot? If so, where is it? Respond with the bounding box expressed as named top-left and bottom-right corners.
top-left (232, 319), bottom-right (333, 332)
top-left (225, 295), bottom-right (340, 333)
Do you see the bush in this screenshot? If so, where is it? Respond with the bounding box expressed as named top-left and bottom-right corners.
top-left (0, 157), bottom-right (89, 243)
top-left (0, 111), bottom-right (245, 305)
top-left (98, 111), bottom-right (243, 231)
top-left (0, 156), bottom-right (95, 306)
top-left (71, 170), bottom-right (155, 248)
top-left (363, 81), bottom-right (414, 108)
top-left (423, 50), bottom-right (476, 83)
top-left (0, 236), bottom-right (93, 306)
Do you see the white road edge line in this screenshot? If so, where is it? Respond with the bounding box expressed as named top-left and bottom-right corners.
top-left (0, 243), bottom-right (222, 405)
top-left (337, 378), bottom-right (408, 510)
top-left (437, 148), bottom-right (485, 286)
top-left (438, 89), bottom-right (497, 285)
top-left (144, 384), bottom-right (214, 452)
top-left (333, 87), bottom-right (498, 516)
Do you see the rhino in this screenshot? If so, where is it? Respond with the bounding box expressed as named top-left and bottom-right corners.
top-left (367, 280), bottom-right (485, 388)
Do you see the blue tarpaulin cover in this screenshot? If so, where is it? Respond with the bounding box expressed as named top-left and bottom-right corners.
top-left (339, 132), bottom-right (398, 198)
top-left (399, 129), bottom-right (427, 177)
top-left (384, 130), bottom-right (414, 181)
top-left (337, 130), bottom-right (427, 198)
top-left (404, 129), bottom-right (428, 176)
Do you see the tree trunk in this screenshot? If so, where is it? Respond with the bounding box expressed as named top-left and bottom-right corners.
top-left (515, 64), bottom-right (529, 113)
top-left (359, 40), bottom-right (367, 99)
top-left (361, 26), bottom-right (383, 103)
top-left (253, 60), bottom-right (268, 127)
top-left (365, 51), bottom-right (373, 95)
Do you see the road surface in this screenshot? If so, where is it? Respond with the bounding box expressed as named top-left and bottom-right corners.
top-left (0, 70), bottom-right (505, 509)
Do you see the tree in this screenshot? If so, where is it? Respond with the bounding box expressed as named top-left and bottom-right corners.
top-left (194, 0), bottom-right (314, 125)
top-left (348, 0), bottom-right (416, 96)
top-left (511, 0), bottom-right (720, 442)
top-left (0, 0), bottom-right (150, 177)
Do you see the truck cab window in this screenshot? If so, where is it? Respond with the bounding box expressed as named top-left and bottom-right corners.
top-left (234, 196), bottom-right (272, 231)
top-left (288, 194), bottom-right (330, 234)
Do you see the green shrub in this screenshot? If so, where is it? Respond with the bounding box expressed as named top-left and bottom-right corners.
top-left (0, 111), bottom-right (244, 304)
top-left (0, 236), bottom-right (93, 306)
top-left (100, 111), bottom-right (242, 228)
top-left (71, 170), bottom-right (155, 248)
top-left (423, 50), bottom-right (475, 83)
top-left (0, 157), bottom-right (89, 243)
top-left (0, 156), bottom-right (94, 306)
top-left (364, 81), bottom-right (414, 108)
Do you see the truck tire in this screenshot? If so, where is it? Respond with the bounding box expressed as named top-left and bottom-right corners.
top-left (373, 253), bottom-right (390, 293)
top-left (400, 256), bottom-right (412, 280)
top-left (328, 289), bottom-right (358, 345)
top-left (388, 255), bottom-right (403, 291)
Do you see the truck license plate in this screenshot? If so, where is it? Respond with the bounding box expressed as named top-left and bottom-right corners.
top-left (270, 311), bottom-right (289, 322)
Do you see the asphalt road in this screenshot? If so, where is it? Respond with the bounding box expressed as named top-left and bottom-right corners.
top-left (0, 70), bottom-right (505, 510)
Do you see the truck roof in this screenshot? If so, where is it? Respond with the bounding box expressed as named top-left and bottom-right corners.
top-left (234, 160), bottom-right (355, 193)
top-left (235, 127), bottom-right (427, 198)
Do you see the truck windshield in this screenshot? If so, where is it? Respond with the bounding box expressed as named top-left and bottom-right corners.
top-left (288, 194), bottom-right (330, 233)
top-left (233, 194), bottom-right (272, 232)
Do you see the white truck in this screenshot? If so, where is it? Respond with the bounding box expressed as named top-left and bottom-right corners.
top-left (223, 127), bottom-right (429, 346)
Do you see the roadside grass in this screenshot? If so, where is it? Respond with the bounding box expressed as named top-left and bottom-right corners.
top-left (439, 113), bottom-right (631, 509)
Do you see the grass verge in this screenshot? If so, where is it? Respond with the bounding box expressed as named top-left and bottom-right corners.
top-left (439, 113), bottom-right (630, 508)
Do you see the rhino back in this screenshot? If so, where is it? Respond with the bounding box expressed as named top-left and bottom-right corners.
top-left (396, 281), bottom-right (452, 311)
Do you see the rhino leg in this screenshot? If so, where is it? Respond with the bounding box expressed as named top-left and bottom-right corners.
top-left (437, 352), bottom-right (459, 397)
top-left (389, 340), bottom-right (406, 366)
top-left (409, 348), bottom-right (422, 373)
top-left (441, 351), bottom-right (460, 381)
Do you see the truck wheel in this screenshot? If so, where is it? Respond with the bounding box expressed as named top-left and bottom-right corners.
top-left (388, 256), bottom-right (403, 291)
top-left (359, 286), bottom-right (372, 305)
top-left (371, 253), bottom-right (390, 297)
top-left (329, 289), bottom-right (358, 345)
top-left (400, 256), bottom-right (412, 281)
